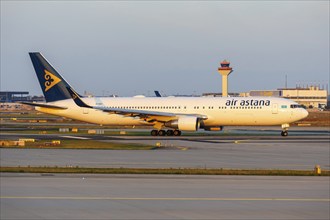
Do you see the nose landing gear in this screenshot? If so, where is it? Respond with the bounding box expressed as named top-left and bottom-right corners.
top-left (281, 124), bottom-right (290, 137)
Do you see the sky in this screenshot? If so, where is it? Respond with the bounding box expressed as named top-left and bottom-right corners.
top-left (1, 1), bottom-right (329, 97)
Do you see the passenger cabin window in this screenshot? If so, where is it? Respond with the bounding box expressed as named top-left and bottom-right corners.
top-left (290, 104), bottom-right (303, 109)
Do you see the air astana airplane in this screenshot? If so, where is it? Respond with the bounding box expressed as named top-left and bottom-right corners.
top-left (23, 52), bottom-right (308, 136)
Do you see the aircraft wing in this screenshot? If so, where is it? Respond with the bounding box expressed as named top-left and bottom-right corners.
top-left (93, 106), bottom-right (175, 117)
top-left (92, 106), bottom-right (207, 122)
top-left (20, 102), bottom-right (68, 110)
top-left (66, 87), bottom-right (207, 122)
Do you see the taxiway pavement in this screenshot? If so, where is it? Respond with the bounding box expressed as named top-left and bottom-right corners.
top-left (1, 173), bottom-right (329, 220)
top-left (1, 135), bottom-right (329, 170)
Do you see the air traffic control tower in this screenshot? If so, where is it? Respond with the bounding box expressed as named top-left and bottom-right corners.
top-left (218, 60), bottom-right (233, 97)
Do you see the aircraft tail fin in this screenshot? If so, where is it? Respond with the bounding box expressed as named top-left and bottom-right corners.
top-left (29, 52), bottom-right (74, 102)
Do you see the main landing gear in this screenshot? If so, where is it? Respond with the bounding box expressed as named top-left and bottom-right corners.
top-left (151, 129), bottom-right (182, 136)
top-left (281, 123), bottom-right (289, 137)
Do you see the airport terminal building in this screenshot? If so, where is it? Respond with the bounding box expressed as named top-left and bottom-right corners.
top-left (244, 86), bottom-right (328, 109)
top-left (0, 91), bottom-right (45, 111)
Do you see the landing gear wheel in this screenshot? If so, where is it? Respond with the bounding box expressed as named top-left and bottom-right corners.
top-left (158, 130), bottom-right (166, 136)
top-left (151, 130), bottom-right (158, 136)
top-left (166, 130), bottom-right (174, 136)
top-left (173, 130), bottom-right (182, 136)
top-left (281, 131), bottom-right (288, 137)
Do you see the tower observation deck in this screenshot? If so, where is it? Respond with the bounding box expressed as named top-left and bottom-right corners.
top-left (218, 60), bottom-right (233, 97)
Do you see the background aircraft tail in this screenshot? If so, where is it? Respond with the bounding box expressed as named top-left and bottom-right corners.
top-left (29, 52), bottom-right (74, 102)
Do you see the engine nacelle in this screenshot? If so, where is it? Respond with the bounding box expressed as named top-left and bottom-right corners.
top-left (165, 116), bottom-right (200, 131)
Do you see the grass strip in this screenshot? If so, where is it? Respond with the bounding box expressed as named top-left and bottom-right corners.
top-left (1, 167), bottom-right (329, 176)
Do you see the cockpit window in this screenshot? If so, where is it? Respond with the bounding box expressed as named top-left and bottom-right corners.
top-left (290, 104), bottom-right (304, 109)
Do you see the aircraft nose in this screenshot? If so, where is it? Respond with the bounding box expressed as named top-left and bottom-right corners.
top-left (301, 109), bottom-right (309, 119)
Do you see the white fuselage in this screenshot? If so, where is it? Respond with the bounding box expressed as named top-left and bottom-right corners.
top-left (36, 96), bottom-right (308, 128)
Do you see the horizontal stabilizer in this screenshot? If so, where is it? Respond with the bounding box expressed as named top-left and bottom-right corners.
top-left (20, 102), bottom-right (68, 110)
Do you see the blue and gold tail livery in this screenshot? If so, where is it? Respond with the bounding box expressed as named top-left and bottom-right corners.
top-left (29, 52), bottom-right (73, 102)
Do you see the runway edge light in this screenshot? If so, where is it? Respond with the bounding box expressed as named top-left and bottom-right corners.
top-left (314, 165), bottom-right (321, 175)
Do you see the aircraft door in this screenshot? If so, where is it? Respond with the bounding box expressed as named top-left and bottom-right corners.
top-left (83, 108), bottom-right (89, 114)
top-left (272, 103), bottom-right (278, 114)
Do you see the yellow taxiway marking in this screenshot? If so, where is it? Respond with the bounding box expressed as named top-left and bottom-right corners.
top-left (60, 136), bottom-right (90, 140)
top-left (1, 196), bottom-right (329, 202)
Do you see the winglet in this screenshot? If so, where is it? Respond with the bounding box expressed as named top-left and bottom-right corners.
top-left (154, 90), bottom-right (162, 97)
top-left (66, 87), bottom-right (91, 108)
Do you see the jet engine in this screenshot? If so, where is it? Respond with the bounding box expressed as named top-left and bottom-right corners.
top-left (165, 116), bottom-right (200, 131)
